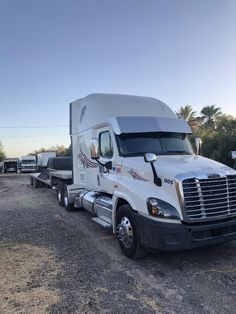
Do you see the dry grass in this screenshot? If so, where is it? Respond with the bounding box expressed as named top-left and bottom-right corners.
top-left (0, 243), bottom-right (60, 314)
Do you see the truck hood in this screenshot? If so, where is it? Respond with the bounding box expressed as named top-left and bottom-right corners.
top-left (120, 155), bottom-right (236, 218)
top-left (154, 155), bottom-right (235, 180)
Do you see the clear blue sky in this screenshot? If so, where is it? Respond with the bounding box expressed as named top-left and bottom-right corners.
top-left (0, 0), bottom-right (235, 157)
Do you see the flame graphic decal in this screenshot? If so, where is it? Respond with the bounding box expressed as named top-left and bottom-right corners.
top-left (128, 169), bottom-right (148, 182)
top-left (78, 150), bottom-right (98, 169)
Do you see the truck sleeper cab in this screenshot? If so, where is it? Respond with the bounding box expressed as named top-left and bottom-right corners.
top-left (20, 155), bottom-right (37, 173)
top-left (67, 94), bottom-right (236, 258)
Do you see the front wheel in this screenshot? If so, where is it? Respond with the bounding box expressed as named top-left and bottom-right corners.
top-left (116, 205), bottom-right (147, 259)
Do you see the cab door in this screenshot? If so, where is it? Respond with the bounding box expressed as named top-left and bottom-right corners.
top-left (97, 128), bottom-right (118, 195)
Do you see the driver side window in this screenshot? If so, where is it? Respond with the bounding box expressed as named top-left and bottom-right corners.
top-left (99, 131), bottom-right (113, 159)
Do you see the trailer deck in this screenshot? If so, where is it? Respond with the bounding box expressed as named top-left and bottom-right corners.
top-left (30, 170), bottom-right (72, 188)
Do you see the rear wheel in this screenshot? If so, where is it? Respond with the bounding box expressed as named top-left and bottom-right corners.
top-left (57, 183), bottom-right (65, 207)
top-left (116, 205), bottom-right (147, 259)
top-left (63, 184), bottom-right (75, 211)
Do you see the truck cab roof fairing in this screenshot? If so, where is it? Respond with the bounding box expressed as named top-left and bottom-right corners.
top-left (70, 93), bottom-right (177, 135)
top-left (109, 116), bottom-right (192, 135)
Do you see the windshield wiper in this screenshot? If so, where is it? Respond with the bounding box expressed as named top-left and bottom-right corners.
top-left (165, 150), bottom-right (191, 155)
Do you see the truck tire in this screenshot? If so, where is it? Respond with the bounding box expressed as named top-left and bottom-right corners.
top-left (63, 184), bottom-right (75, 212)
top-left (57, 183), bottom-right (65, 207)
top-left (116, 205), bottom-right (147, 259)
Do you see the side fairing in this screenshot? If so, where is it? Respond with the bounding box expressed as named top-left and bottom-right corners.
top-left (72, 129), bottom-right (99, 189)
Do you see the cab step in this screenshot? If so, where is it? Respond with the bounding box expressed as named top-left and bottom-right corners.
top-left (92, 217), bottom-right (111, 228)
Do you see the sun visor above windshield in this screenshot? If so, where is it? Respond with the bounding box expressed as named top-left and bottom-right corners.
top-left (109, 117), bottom-right (192, 135)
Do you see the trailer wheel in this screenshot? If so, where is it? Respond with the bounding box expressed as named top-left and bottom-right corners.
top-left (57, 183), bottom-right (65, 207)
top-left (63, 184), bottom-right (75, 212)
top-left (116, 205), bottom-right (147, 259)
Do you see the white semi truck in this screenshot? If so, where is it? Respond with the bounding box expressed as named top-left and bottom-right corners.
top-left (33, 94), bottom-right (236, 258)
top-left (20, 155), bottom-right (37, 172)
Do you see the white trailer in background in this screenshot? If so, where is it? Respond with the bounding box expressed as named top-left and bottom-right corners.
top-left (20, 155), bottom-right (37, 172)
top-left (37, 151), bottom-right (56, 170)
top-left (33, 94), bottom-right (236, 259)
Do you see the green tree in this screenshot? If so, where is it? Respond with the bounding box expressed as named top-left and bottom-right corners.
top-left (200, 105), bottom-right (222, 130)
top-left (32, 147), bottom-right (48, 155)
top-left (64, 144), bottom-right (72, 157)
top-left (216, 114), bottom-right (236, 135)
top-left (198, 114), bottom-right (236, 167)
top-left (176, 105), bottom-right (200, 132)
top-left (0, 141), bottom-right (6, 161)
top-left (30, 144), bottom-right (72, 157)
top-left (48, 145), bottom-right (69, 156)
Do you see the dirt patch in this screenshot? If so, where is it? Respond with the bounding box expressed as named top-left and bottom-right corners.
top-left (0, 243), bottom-right (60, 314)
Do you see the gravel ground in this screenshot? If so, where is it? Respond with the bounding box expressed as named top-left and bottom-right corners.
top-left (0, 174), bottom-right (235, 314)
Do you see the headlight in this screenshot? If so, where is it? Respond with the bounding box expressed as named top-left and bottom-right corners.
top-left (147, 198), bottom-right (180, 220)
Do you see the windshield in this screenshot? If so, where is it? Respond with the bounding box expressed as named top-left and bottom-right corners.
top-left (116, 132), bottom-right (193, 156)
top-left (21, 160), bottom-right (36, 164)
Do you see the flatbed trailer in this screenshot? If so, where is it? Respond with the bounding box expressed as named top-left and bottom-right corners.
top-left (31, 156), bottom-right (73, 207)
top-left (30, 170), bottom-right (72, 188)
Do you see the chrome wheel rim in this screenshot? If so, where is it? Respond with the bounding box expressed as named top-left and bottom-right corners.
top-left (117, 216), bottom-right (133, 248)
top-left (58, 190), bottom-right (61, 202)
top-left (64, 195), bottom-right (68, 207)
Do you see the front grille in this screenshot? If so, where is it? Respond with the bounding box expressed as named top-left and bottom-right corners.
top-left (182, 175), bottom-right (236, 220)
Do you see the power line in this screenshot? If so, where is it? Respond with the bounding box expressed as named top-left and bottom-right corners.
top-left (0, 125), bottom-right (68, 129)
top-left (1, 134), bottom-right (69, 139)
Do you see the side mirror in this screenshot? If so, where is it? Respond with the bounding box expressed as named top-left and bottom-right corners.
top-left (231, 151), bottom-right (236, 160)
top-left (105, 161), bottom-right (112, 170)
top-left (195, 137), bottom-right (202, 155)
top-left (144, 153), bottom-right (157, 163)
top-left (144, 153), bottom-right (161, 186)
top-left (90, 139), bottom-right (100, 159)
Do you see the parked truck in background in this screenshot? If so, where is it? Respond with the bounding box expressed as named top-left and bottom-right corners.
top-left (32, 94), bottom-right (236, 258)
top-left (20, 155), bottom-right (37, 173)
top-left (3, 158), bottom-right (20, 173)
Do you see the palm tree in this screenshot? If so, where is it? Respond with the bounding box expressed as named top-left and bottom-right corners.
top-left (176, 105), bottom-right (200, 132)
top-left (201, 105), bottom-right (222, 130)
top-left (216, 114), bottom-right (236, 134)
